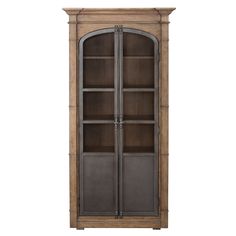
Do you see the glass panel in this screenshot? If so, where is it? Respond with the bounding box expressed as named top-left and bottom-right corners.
top-left (80, 31), bottom-right (117, 216)
top-left (123, 124), bottom-right (154, 153)
top-left (84, 124), bottom-right (114, 152)
top-left (83, 59), bottom-right (114, 88)
top-left (123, 33), bottom-right (154, 88)
top-left (83, 33), bottom-right (114, 88)
top-left (123, 92), bottom-right (154, 120)
top-left (123, 58), bottom-right (154, 88)
top-left (123, 33), bottom-right (154, 56)
top-left (84, 33), bottom-right (114, 56)
top-left (83, 92), bottom-right (114, 120)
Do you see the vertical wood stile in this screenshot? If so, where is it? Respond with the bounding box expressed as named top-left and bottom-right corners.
top-left (158, 11), bottom-right (170, 228)
top-left (154, 31), bottom-right (159, 216)
top-left (68, 13), bottom-right (79, 228)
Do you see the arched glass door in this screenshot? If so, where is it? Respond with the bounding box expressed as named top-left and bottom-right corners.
top-left (79, 27), bottom-right (159, 216)
top-left (120, 28), bottom-right (158, 216)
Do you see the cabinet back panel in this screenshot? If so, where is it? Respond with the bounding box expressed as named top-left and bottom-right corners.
top-left (83, 59), bottom-right (114, 88)
top-left (83, 92), bottom-right (114, 120)
top-left (123, 92), bottom-right (154, 120)
top-left (123, 59), bottom-right (154, 88)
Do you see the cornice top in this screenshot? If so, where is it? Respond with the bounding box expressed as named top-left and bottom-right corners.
top-left (63, 8), bottom-right (175, 16)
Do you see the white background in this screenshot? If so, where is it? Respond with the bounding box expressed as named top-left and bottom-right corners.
top-left (0, 0), bottom-right (236, 235)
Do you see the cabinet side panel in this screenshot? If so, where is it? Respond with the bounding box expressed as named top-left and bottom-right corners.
top-left (159, 13), bottom-right (170, 228)
top-left (68, 14), bottom-right (78, 228)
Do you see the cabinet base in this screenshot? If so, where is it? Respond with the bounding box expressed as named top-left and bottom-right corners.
top-left (77, 216), bottom-right (162, 228)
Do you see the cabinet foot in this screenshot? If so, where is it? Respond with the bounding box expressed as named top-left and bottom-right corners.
top-left (77, 228), bottom-right (84, 230)
top-left (153, 228), bottom-right (160, 230)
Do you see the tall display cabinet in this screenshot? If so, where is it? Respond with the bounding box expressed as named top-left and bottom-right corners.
top-left (63, 8), bottom-right (175, 229)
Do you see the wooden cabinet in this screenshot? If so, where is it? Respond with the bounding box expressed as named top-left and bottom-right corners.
top-left (63, 8), bottom-right (175, 229)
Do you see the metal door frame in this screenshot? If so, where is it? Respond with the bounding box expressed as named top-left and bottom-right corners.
top-left (78, 26), bottom-right (159, 216)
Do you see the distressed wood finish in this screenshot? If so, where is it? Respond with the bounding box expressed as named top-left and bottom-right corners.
top-left (78, 216), bottom-right (161, 228)
top-left (67, 13), bottom-right (78, 228)
top-left (64, 8), bottom-right (175, 229)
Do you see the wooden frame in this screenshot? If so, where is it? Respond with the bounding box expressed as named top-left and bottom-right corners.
top-left (63, 8), bottom-right (175, 229)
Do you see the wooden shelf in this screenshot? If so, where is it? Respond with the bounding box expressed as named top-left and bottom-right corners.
top-left (123, 88), bottom-right (155, 92)
top-left (123, 120), bottom-right (155, 124)
top-left (83, 88), bottom-right (114, 92)
top-left (123, 153), bottom-right (154, 157)
top-left (123, 56), bottom-right (154, 59)
top-left (123, 146), bottom-right (154, 153)
top-left (84, 146), bottom-right (114, 152)
top-left (84, 56), bottom-right (114, 59)
top-left (83, 120), bottom-right (114, 124)
top-left (123, 115), bottom-right (154, 121)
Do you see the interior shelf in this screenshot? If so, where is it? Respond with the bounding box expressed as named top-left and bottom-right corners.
top-left (84, 146), bottom-right (114, 153)
top-left (123, 147), bottom-right (154, 153)
top-left (123, 115), bottom-right (154, 121)
top-left (83, 120), bottom-right (114, 124)
top-left (83, 88), bottom-right (114, 92)
top-left (84, 56), bottom-right (114, 59)
top-left (123, 56), bottom-right (154, 59)
top-left (123, 120), bottom-right (155, 124)
top-left (83, 115), bottom-right (114, 121)
top-left (123, 88), bottom-right (155, 92)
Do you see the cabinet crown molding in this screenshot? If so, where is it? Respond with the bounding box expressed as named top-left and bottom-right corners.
top-left (63, 8), bottom-right (175, 24)
top-left (63, 8), bottom-right (175, 16)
